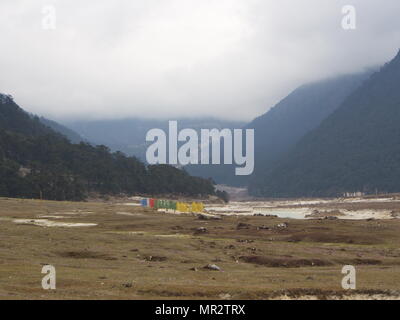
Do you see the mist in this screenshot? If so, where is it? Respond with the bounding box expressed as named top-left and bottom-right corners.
top-left (0, 0), bottom-right (399, 121)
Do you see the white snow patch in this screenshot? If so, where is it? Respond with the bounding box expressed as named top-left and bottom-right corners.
top-left (116, 212), bottom-right (143, 216)
top-left (13, 219), bottom-right (97, 228)
top-left (205, 201), bottom-right (394, 220)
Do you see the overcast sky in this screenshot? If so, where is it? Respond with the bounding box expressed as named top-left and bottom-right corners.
top-left (0, 0), bottom-right (399, 121)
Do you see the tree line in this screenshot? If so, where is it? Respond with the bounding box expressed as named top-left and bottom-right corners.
top-left (0, 95), bottom-right (217, 201)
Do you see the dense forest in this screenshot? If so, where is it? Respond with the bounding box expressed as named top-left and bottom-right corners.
top-left (39, 116), bottom-right (84, 144)
top-left (0, 94), bottom-right (216, 201)
top-left (249, 50), bottom-right (400, 197)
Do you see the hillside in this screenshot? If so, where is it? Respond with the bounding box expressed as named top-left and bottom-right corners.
top-left (186, 71), bottom-right (372, 186)
top-left (39, 117), bottom-right (84, 144)
top-left (249, 50), bottom-right (400, 197)
top-left (0, 95), bottom-right (216, 201)
top-left (0, 94), bottom-right (56, 137)
top-left (63, 118), bottom-right (245, 161)
top-left (247, 71), bottom-right (373, 169)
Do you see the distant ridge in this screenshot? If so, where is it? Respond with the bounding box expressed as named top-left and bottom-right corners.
top-left (0, 95), bottom-right (216, 200)
top-left (186, 70), bottom-right (372, 186)
top-left (64, 118), bottom-right (245, 160)
top-left (39, 117), bottom-right (84, 144)
top-left (249, 50), bottom-right (400, 197)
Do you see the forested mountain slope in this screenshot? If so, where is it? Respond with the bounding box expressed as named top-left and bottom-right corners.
top-left (0, 94), bottom-right (216, 201)
top-left (249, 51), bottom-right (400, 197)
top-left (186, 71), bottom-right (371, 186)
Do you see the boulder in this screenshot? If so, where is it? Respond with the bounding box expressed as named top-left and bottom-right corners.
top-left (203, 264), bottom-right (222, 271)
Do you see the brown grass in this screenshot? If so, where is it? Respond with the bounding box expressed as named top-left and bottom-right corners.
top-left (1, 197), bottom-right (400, 300)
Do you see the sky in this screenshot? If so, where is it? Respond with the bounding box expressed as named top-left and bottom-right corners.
top-left (0, 0), bottom-right (399, 121)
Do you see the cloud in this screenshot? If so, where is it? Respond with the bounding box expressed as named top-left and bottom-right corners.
top-left (0, 0), bottom-right (399, 121)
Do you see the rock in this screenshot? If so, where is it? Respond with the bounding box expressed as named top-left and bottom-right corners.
top-left (193, 227), bottom-right (208, 234)
top-left (253, 213), bottom-right (278, 218)
top-left (197, 213), bottom-right (222, 221)
top-left (257, 225), bottom-right (270, 230)
top-left (122, 281), bottom-right (134, 288)
top-left (324, 216), bottom-right (338, 220)
top-left (390, 211), bottom-right (400, 218)
top-left (236, 223), bottom-right (251, 230)
top-left (224, 245), bottom-right (236, 249)
top-left (276, 222), bottom-right (288, 229)
top-left (236, 239), bottom-right (254, 243)
top-left (144, 255), bottom-right (167, 262)
top-left (189, 267), bottom-right (199, 272)
top-left (203, 264), bottom-right (222, 271)
top-left (219, 293), bottom-right (232, 300)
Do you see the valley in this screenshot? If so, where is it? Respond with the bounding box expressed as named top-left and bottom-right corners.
top-left (1, 196), bottom-right (400, 300)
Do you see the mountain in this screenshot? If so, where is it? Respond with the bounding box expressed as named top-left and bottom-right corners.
top-left (186, 70), bottom-right (372, 186)
top-left (63, 118), bottom-right (245, 161)
top-left (39, 117), bottom-right (84, 144)
top-left (0, 94), bottom-right (85, 144)
top-left (0, 94), bottom-right (216, 201)
top-left (0, 94), bottom-right (55, 137)
top-left (247, 71), bottom-right (373, 168)
top-left (249, 50), bottom-right (400, 197)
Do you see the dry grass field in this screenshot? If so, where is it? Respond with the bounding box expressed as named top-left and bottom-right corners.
top-left (1, 197), bottom-right (400, 300)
